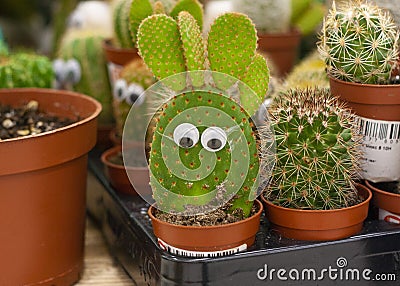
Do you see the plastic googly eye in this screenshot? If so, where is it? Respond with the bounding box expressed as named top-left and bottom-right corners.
top-left (113, 79), bottom-right (128, 101)
top-left (201, 127), bottom-right (227, 152)
top-left (173, 123), bottom-right (200, 149)
top-left (64, 59), bottom-right (81, 84)
top-left (125, 83), bottom-right (145, 105)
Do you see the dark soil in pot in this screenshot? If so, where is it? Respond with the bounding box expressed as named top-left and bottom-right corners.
top-left (154, 201), bottom-right (259, 227)
top-left (368, 181), bottom-right (400, 195)
top-left (0, 100), bottom-right (75, 140)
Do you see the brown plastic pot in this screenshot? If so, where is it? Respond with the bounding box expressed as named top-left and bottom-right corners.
top-left (0, 88), bottom-right (101, 285)
top-left (329, 77), bottom-right (400, 121)
top-left (148, 200), bottom-right (263, 252)
top-left (101, 145), bottom-right (150, 196)
top-left (257, 29), bottom-right (301, 77)
top-left (102, 39), bottom-right (140, 66)
top-left (261, 183), bottom-right (372, 241)
top-left (365, 180), bottom-right (400, 215)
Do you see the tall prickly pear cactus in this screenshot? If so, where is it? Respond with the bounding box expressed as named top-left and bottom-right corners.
top-left (57, 30), bottom-right (114, 125)
top-left (0, 53), bottom-right (54, 88)
top-left (136, 12), bottom-right (271, 217)
top-left (231, 0), bottom-right (291, 34)
top-left (318, 1), bottom-right (400, 84)
top-left (265, 88), bottom-right (360, 210)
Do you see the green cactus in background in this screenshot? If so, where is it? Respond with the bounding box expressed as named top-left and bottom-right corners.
top-left (265, 88), bottom-right (360, 210)
top-left (111, 0), bottom-right (202, 49)
top-left (231, 0), bottom-right (291, 34)
top-left (318, 1), bottom-right (400, 84)
top-left (0, 28), bottom-right (8, 57)
top-left (57, 30), bottom-right (114, 126)
top-left (113, 58), bottom-right (155, 139)
top-left (136, 12), bottom-right (270, 217)
top-left (0, 53), bottom-right (54, 88)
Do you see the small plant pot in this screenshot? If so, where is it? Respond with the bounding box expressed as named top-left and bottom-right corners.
top-left (365, 180), bottom-right (400, 224)
top-left (148, 200), bottom-right (263, 256)
top-left (257, 29), bottom-right (301, 77)
top-left (101, 145), bottom-right (150, 196)
top-left (261, 183), bottom-right (372, 241)
top-left (102, 39), bottom-right (141, 88)
top-left (329, 76), bottom-right (400, 121)
top-left (0, 88), bottom-right (101, 285)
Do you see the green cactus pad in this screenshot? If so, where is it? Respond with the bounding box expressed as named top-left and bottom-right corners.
top-left (240, 53), bottom-right (269, 115)
top-left (129, 0), bottom-right (153, 45)
top-left (137, 14), bottom-right (186, 89)
top-left (177, 11), bottom-right (206, 86)
top-left (149, 90), bottom-right (259, 216)
top-left (266, 88), bottom-right (360, 210)
top-left (170, 0), bottom-right (203, 29)
top-left (207, 13), bottom-right (257, 82)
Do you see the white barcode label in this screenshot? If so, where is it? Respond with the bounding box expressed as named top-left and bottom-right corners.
top-left (379, 208), bottom-right (400, 224)
top-left (157, 238), bottom-right (247, 258)
top-left (356, 117), bottom-right (400, 182)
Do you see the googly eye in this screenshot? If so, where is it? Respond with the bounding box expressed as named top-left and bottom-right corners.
top-left (53, 58), bottom-right (66, 83)
top-left (125, 83), bottom-right (145, 105)
top-left (113, 79), bottom-right (127, 101)
top-left (173, 123), bottom-right (199, 149)
top-left (201, 127), bottom-right (227, 152)
top-left (64, 59), bottom-right (81, 84)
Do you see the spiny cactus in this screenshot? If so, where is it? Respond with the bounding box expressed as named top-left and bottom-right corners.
top-left (57, 30), bottom-right (114, 125)
top-left (231, 0), bottom-right (291, 34)
top-left (373, 0), bottom-right (400, 28)
top-left (318, 1), bottom-right (400, 85)
top-left (111, 0), bottom-right (202, 49)
top-left (113, 58), bottom-right (155, 139)
top-left (265, 88), bottom-right (360, 210)
top-left (0, 53), bottom-right (54, 88)
top-left (137, 12), bottom-right (269, 115)
top-left (136, 12), bottom-right (270, 217)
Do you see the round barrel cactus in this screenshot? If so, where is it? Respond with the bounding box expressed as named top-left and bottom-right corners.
top-left (266, 88), bottom-right (361, 210)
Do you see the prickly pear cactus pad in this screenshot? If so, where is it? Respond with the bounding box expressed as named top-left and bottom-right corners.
top-left (318, 1), bottom-right (400, 84)
top-left (265, 88), bottom-right (361, 210)
top-left (123, 71), bottom-right (275, 217)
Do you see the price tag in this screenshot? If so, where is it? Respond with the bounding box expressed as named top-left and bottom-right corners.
top-left (357, 116), bottom-right (400, 182)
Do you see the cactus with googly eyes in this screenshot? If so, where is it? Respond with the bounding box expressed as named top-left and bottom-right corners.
top-left (113, 58), bottom-right (155, 139)
top-left (318, 1), bottom-right (400, 84)
top-left (265, 88), bottom-right (361, 210)
top-left (57, 30), bottom-right (114, 125)
top-left (0, 53), bottom-right (54, 88)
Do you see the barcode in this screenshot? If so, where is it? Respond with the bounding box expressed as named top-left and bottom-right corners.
top-left (158, 239), bottom-right (247, 257)
top-left (357, 117), bottom-right (400, 140)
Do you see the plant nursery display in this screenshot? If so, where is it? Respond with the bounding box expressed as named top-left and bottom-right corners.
top-left (263, 88), bottom-right (371, 241)
top-left (126, 11), bottom-right (273, 255)
top-left (318, 0), bottom-right (400, 222)
top-left (0, 88), bottom-right (101, 286)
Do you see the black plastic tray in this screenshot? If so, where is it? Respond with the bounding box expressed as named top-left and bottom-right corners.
top-left (88, 149), bottom-right (400, 286)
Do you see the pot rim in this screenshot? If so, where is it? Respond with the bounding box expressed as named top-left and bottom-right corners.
top-left (261, 183), bottom-right (372, 214)
top-left (329, 75), bottom-right (400, 89)
top-left (101, 145), bottom-right (148, 171)
top-left (0, 88), bottom-right (101, 143)
top-left (257, 28), bottom-right (301, 38)
top-left (365, 180), bottom-right (400, 198)
top-left (102, 38), bottom-right (139, 54)
top-left (148, 199), bottom-right (263, 230)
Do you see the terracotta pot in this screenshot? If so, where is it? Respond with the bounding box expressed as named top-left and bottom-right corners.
top-left (329, 76), bottom-right (400, 121)
top-left (257, 29), bottom-right (301, 77)
top-left (0, 88), bottom-right (101, 285)
top-left (365, 180), bottom-right (400, 216)
top-left (261, 183), bottom-right (372, 241)
top-left (101, 145), bottom-right (150, 196)
top-left (102, 39), bottom-right (140, 88)
top-left (148, 200), bottom-right (263, 253)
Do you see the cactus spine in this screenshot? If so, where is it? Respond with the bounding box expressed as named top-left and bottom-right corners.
top-left (265, 88), bottom-right (360, 210)
top-left (318, 1), bottom-right (400, 84)
top-left (58, 30), bottom-right (114, 125)
top-left (137, 12), bottom-right (270, 217)
top-left (0, 53), bottom-right (54, 88)
top-left (373, 0), bottom-right (400, 28)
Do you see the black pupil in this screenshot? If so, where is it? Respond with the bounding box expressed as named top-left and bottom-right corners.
top-left (117, 88), bottom-right (124, 99)
top-left (207, 138), bottom-right (222, 150)
top-left (179, 137), bottom-right (193, 148)
top-left (129, 93), bottom-right (139, 103)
